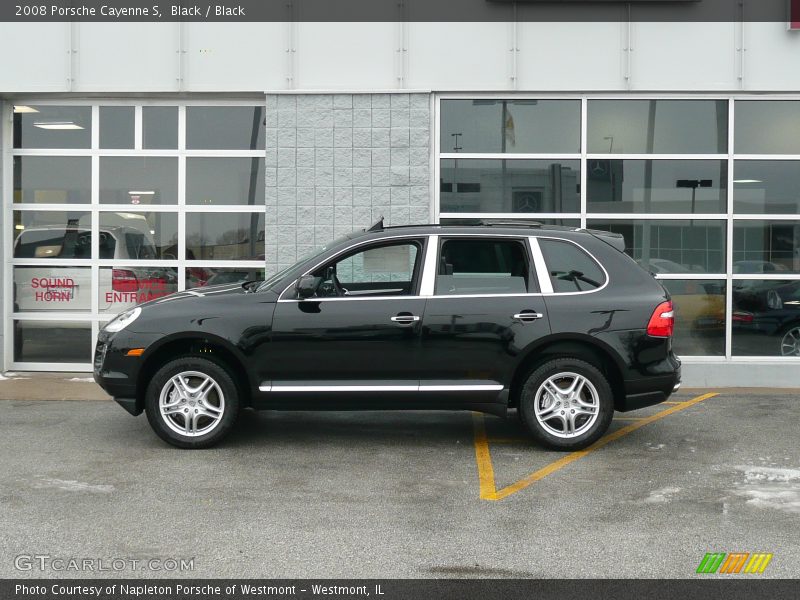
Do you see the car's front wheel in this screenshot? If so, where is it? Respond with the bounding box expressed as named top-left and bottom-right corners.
top-left (145, 357), bottom-right (239, 448)
top-left (518, 358), bottom-right (614, 451)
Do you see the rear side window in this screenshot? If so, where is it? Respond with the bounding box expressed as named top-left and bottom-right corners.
top-left (436, 238), bottom-right (531, 295)
top-left (539, 239), bottom-right (606, 293)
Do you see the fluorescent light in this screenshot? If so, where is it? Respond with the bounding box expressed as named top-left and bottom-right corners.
top-left (15, 224), bottom-right (25, 230)
top-left (149, 230), bottom-right (156, 235)
top-left (33, 121), bottom-right (84, 130)
top-left (14, 105), bottom-right (39, 114)
top-left (127, 191), bottom-right (155, 195)
top-left (733, 179), bottom-right (763, 184)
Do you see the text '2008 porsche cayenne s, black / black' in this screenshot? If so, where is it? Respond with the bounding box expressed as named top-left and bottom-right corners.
top-left (94, 220), bottom-right (681, 450)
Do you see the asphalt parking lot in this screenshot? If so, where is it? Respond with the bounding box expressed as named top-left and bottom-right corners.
top-left (1, 387), bottom-right (799, 579)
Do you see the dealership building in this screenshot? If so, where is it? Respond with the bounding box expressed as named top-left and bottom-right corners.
top-left (1, 6), bottom-right (800, 385)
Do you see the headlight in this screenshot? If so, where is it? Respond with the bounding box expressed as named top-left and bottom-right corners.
top-left (104, 307), bottom-right (142, 333)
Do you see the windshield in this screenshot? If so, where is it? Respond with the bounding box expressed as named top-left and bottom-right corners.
top-left (256, 235), bottom-right (352, 292)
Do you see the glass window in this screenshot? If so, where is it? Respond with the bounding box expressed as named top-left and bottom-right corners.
top-left (735, 101), bottom-right (800, 155)
top-left (733, 161), bottom-right (800, 214)
top-left (587, 100), bottom-right (728, 154)
top-left (13, 105), bottom-right (91, 149)
top-left (13, 320), bottom-right (91, 363)
top-left (436, 239), bottom-right (530, 295)
top-left (13, 157), bottom-right (91, 204)
top-left (733, 221), bottom-right (800, 274)
top-left (539, 238), bottom-right (605, 293)
top-left (99, 266), bottom-right (178, 314)
top-left (13, 267), bottom-right (91, 313)
top-left (99, 157), bottom-right (178, 205)
top-left (99, 212), bottom-right (178, 260)
top-left (440, 99), bottom-right (580, 154)
top-left (186, 213), bottom-right (265, 260)
top-left (12, 211), bottom-right (91, 259)
top-left (587, 220), bottom-right (726, 274)
top-left (187, 158), bottom-right (265, 206)
top-left (440, 159), bottom-right (580, 214)
top-left (586, 160), bottom-right (727, 214)
top-left (660, 280), bottom-right (726, 357)
top-left (186, 106), bottom-right (265, 150)
top-left (732, 280), bottom-right (800, 357)
top-left (99, 106), bottom-right (134, 149)
top-left (311, 241), bottom-right (421, 297)
top-left (143, 106), bottom-right (178, 149)
top-left (186, 267), bottom-right (265, 289)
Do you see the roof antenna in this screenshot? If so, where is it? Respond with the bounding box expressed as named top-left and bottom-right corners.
top-left (366, 216), bottom-right (384, 232)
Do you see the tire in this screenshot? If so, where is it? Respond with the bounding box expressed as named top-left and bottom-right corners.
top-left (779, 324), bottom-right (800, 357)
top-left (145, 356), bottom-right (240, 449)
top-left (518, 358), bottom-right (614, 451)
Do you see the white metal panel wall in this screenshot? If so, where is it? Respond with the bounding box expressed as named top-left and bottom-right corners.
top-left (631, 23), bottom-right (737, 90)
top-left (184, 23), bottom-right (288, 91)
top-left (406, 22), bottom-right (511, 90)
top-left (0, 24), bottom-right (70, 92)
top-left (76, 23), bottom-right (179, 92)
top-left (295, 23), bottom-right (398, 90)
top-left (743, 22), bottom-right (800, 91)
top-left (516, 22), bottom-right (625, 90)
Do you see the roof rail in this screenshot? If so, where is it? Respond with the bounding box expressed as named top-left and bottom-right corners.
top-left (476, 219), bottom-right (543, 228)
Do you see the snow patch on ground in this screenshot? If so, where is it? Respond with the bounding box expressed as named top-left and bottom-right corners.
top-left (643, 487), bottom-right (681, 503)
top-left (732, 466), bottom-right (800, 514)
top-left (645, 443), bottom-right (666, 451)
top-left (35, 478), bottom-right (114, 494)
top-left (67, 377), bottom-right (95, 383)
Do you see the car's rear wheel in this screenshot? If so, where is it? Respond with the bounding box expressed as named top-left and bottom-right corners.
top-left (145, 357), bottom-right (239, 449)
top-left (779, 325), bottom-right (800, 357)
top-left (518, 358), bottom-right (614, 451)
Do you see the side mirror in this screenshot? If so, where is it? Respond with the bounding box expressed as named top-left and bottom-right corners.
top-left (296, 275), bottom-right (318, 299)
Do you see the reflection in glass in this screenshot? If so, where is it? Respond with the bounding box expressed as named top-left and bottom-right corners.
top-left (733, 161), bottom-right (800, 214)
top-left (660, 280), bottom-right (726, 356)
top-left (440, 218), bottom-right (580, 227)
top-left (99, 212), bottom-right (178, 260)
top-left (588, 220), bottom-right (726, 274)
top-left (732, 280), bottom-right (800, 357)
top-left (587, 160), bottom-right (727, 213)
top-left (440, 159), bottom-right (580, 213)
top-left (735, 101), bottom-right (800, 155)
top-left (143, 106), bottom-right (178, 149)
top-left (186, 267), bottom-right (266, 289)
top-left (733, 221), bottom-right (800, 274)
top-left (99, 266), bottom-right (178, 314)
top-left (13, 157), bottom-right (91, 204)
top-left (13, 105), bottom-right (91, 149)
top-left (187, 158), bottom-right (265, 205)
top-left (12, 211), bottom-right (91, 259)
top-left (14, 320), bottom-right (91, 363)
top-left (440, 99), bottom-right (580, 154)
top-left (13, 267), bottom-right (91, 313)
top-left (99, 106), bottom-right (134, 149)
top-left (186, 106), bottom-right (265, 150)
top-left (186, 213), bottom-right (265, 260)
top-left (99, 157), bottom-right (178, 205)
top-left (587, 100), bottom-right (728, 154)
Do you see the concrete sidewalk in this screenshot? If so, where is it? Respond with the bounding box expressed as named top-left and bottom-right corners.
top-left (0, 372), bottom-right (110, 401)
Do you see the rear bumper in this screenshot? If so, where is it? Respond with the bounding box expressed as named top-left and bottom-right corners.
top-left (617, 364), bottom-right (681, 412)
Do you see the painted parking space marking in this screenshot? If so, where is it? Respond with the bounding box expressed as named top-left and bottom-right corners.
top-left (473, 392), bottom-right (719, 501)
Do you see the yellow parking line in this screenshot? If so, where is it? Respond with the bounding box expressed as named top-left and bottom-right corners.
top-left (473, 392), bottom-right (719, 501)
top-left (663, 401), bottom-right (683, 405)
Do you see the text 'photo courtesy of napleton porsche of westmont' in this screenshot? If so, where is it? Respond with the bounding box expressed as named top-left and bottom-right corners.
top-left (1, 2), bottom-right (800, 599)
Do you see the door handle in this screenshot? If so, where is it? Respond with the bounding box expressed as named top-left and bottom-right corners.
top-left (513, 311), bottom-right (544, 322)
top-left (391, 314), bottom-right (420, 324)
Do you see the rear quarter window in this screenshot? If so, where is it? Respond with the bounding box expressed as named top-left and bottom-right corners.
top-left (539, 238), bottom-right (606, 293)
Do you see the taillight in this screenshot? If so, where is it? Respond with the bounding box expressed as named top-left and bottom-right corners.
top-left (112, 269), bottom-right (139, 293)
top-left (733, 311), bottom-right (754, 324)
top-left (647, 301), bottom-right (674, 338)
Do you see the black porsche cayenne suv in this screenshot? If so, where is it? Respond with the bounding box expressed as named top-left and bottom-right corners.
top-left (94, 220), bottom-right (681, 450)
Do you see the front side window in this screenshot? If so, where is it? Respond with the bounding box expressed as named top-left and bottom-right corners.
top-left (310, 240), bottom-right (422, 298)
top-left (539, 239), bottom-right (606, 293)
top-left (436, 238), bottom-right (531, 296)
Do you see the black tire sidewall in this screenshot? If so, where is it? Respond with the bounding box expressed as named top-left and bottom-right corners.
top-left (145, 356), bottom-right (239, 449)
top-left (519, 358), bottom-right (614, 451)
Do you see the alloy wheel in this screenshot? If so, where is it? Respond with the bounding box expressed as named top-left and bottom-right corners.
top-left (159, 371), bottom-right (225, 437)
top-left (533, 372), bottom-right (600, 439)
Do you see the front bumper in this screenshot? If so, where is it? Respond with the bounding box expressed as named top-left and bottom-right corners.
top-left (93, 330), bottom-right (157, 416)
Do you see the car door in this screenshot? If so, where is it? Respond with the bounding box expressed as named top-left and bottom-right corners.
top-left (417, 235), bottom-right (551, 397)
top-left (263, 236), bottom-right (428, 392)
